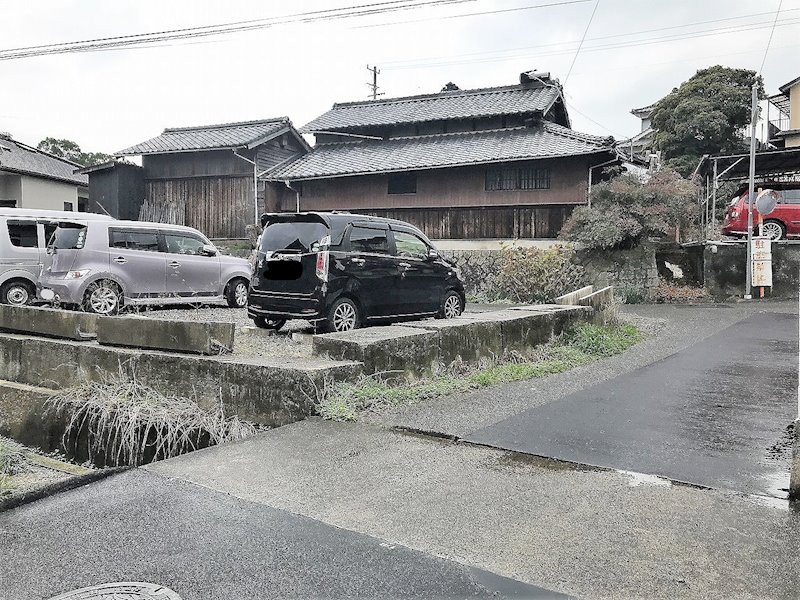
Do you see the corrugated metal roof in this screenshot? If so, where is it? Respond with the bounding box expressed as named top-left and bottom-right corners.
top-left (300, 84), bottom-right (561, 133)
top-left (116, 118), bottom-right (290, 155)
top-left (270, 122), bottom-right (613, 181)
top-left (0, 137), bottom-right (87, 185)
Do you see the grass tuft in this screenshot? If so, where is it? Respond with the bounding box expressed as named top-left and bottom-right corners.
top-left (317, 321), bottom-right (642, 421)
top-left (45, 371), bottom-right (257, 467)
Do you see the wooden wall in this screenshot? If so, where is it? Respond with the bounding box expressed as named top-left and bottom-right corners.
top-left (145, 176), bottom-right (252, 239)
top-left (291, 157), bottom-right (591, 212)
top-left (355, 205), bottom-right (575, 239)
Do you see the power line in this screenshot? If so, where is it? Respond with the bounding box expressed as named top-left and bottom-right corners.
top-left (383, 16), bottom-right (800, 70)
top-left (564, 0), bottom-right (599, 86)
top-left (380, 7), bottom-right (799, 67)
top-left (759, 0), bottom-right (783, 74)
top-left (352, 0), bottom-right (593, 29)
top-left (0, 0), bottom-right (474, 61)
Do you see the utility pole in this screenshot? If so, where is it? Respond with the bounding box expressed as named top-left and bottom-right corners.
top-left (744, 81), bottom-right (759, 300)
top-left (366, 65), bottom-right (384, 101)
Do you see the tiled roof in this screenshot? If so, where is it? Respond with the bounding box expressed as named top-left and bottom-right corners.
top-left (270, 122), bottom-right (613, 181)
top-left (0, 137), bottom-right (87, 185)
top-left (116, 118), bottom-right (290, 155)
top-left (300, 84), bottom-right (561, 133)
top-left (630, 103), bottom-right (656, 118)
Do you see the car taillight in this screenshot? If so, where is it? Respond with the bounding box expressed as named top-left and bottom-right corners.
top-left (315, 251), bottom-right (329, 282)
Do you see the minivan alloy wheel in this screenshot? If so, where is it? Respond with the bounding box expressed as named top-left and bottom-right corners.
top-left (443, 293), bottom-right (462, 318)
top-left (332, 301), bottom-right (358, 332)
top-left (234, 281), bottom-right (248, 306)
top-left (88, 285), bottom-right (119, 314)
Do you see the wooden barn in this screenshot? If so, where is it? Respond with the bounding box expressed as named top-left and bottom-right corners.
top-left (267, 71), bottom-right (618, 240)
top-left (116, 118), bottom-right (309, 239)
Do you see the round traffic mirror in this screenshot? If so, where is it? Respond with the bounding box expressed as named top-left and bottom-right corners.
top-left (755, 189), bottom-right (780, 215)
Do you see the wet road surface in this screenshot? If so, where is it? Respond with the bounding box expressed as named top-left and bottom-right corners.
top-left (0, 469), bottom-right (569, 600)
top-left (466, 310), bottom-right (798, 497)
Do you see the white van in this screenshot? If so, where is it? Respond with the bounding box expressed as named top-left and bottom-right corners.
top-left (0, 208), bottom-right (113, 305)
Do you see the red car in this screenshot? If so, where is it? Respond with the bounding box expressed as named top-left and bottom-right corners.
top-left (721, 186), bottom-right (800, 240)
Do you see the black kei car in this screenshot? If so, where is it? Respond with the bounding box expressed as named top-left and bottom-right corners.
top-left (247, 212), bottom-right (465, 332)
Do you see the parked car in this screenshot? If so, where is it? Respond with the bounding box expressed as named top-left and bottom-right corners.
top-left (721, 186), bottom-right (800, 240)
top-left (39, 219), bottom-right (251, 314)
top-left (0, 207), bottom-right (114, 306)
top-left (248, 212), bottom-right (465, 332)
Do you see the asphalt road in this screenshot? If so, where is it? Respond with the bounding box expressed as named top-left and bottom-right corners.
top-left (466, 310), bottom-right (798, 498)
top-left (0, 469), bottom-right (567, 600)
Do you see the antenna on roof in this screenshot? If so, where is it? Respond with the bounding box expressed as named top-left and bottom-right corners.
top-left (366, 65), bottom-right (384, 101)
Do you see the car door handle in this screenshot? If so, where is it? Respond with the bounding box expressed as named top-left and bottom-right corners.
top-left (350, 257), bottom-right (365, 265)
top-left (113, 257), bottom-right (127, 264)
top-left (169, 261), bottom-right (181, 268)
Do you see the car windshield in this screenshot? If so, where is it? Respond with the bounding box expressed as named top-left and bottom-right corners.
top-left (261, 221), bottom-right (329, 253)
top-left (51, 224), bottom-right (87, 249)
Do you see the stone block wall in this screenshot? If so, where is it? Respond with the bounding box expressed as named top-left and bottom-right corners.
top-left (576, 245), bottom-right (659, 300)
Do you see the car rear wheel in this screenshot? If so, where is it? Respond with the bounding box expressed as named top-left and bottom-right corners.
top-left (762, 219), bottom-right (785, 240)
top-left (253, 316), bottom-right (286, 330)
top-left (83, 280), bottom-right (122, 315)
top-left (225, 278), bottom-right (249, 308)
top-left (436, 290), bottom-right (463, 319)
top-left (0, 280), bottom-right (34, 306)
top-left (324, 297), bottom-right (360, 333)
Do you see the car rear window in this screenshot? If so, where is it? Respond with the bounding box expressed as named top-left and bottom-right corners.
top-left (52, 224), bottom-right (87, 249)
top-left (261, 221), bottom-right (329, 253)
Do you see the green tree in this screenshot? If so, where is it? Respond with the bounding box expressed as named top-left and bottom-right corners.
top-left (36, 137), bottom-right (111, 167)
top-left (651, 66), bottom-right (763, 176)
top-left (559, 170), bottom-right (699, 250)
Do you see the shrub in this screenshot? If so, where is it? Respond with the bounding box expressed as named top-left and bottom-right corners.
top-left (495, 244), bottom-right (587, 303)
top-left (560, 170), bottom-right (699, 250)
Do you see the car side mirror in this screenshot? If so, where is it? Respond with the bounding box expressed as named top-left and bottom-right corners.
top-left (201, 244), bottom-right (218, 257)
top-left (427, 248), bottom-right (439, 261)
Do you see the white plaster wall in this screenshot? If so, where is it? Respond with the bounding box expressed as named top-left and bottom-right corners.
top-left (20, 175), bottom-right (78, 210)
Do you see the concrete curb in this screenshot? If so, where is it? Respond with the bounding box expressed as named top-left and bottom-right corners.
top-left (0, 466), bottom-right (129, 513)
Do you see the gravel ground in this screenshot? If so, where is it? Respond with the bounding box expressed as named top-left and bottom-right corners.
top-left (140, 306), bottom-right (315, 359)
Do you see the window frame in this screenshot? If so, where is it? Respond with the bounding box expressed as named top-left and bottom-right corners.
top-left (7, 219), bottom-right (39, 248)
top-left (485, 166), bottom-right (551, 191)
top-left (391, 229), bottom-right (430, 260)
top-left (108, 227), bottom-right (161, 253)
top-left (387, 172), bottom-right (418, 195)
top-left (162, 230), bottom-right (209, 256)
top-left (347, 225), bottom-right (391, 256)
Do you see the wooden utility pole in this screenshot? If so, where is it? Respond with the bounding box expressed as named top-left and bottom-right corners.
top-left (366, 65), bottom-right (384, 100)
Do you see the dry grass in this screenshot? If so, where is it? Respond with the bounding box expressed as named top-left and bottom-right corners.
top-left (45, 371), bottom-right (256, 466)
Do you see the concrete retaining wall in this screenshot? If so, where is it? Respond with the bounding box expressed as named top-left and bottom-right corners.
top-left (0, 333), bottom-right (362, 427)
top-left (314, 306), bottom-right (592, 374)
top-left (704, 242), bottom-right (800, 300)
top-left (313, 326), bottom-right (439, 379)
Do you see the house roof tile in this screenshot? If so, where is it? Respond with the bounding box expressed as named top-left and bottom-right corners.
top-left (300, 84), bottom-right (561, 133)
top-left (270, 122), bottom-right (613, 181)
top-left (0, 136), bottom-right (87, 185)
top-left (116, 118), bottom-right (291, 155)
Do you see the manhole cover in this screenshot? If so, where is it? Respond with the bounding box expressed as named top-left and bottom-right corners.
top-left (48, 582), bottom-right (182, 600)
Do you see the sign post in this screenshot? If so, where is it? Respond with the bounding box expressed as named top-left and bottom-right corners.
top-left (750, 236), bottom-right (772, 291)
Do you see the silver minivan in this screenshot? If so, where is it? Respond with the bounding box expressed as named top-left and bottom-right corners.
top-left (39, 219), bottom-right (252, 314)
top-left (0, 208), bottom-right (113, 305)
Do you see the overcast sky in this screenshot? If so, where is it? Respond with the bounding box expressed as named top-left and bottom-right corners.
top-left (1, 0), bottom-right (797, 154)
